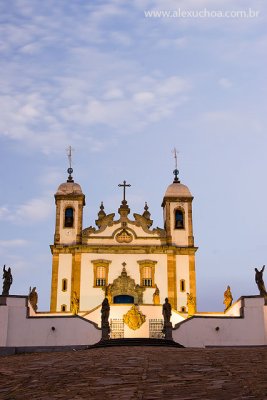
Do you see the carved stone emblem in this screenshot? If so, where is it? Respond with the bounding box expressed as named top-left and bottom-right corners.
top-left (123, 305), bottom-right (146, 330)
top-left (116, 229), bottom-right (133, 243)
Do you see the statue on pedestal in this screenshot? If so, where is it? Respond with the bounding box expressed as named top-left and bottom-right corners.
top-left (71, 291), bottom-right (79, 314)
top-left (29, 286), bottom-right (38, 311)
top-left (254, 265), bottom-right (267, 296)
top-left (153, 285), bottom-right (160, 305)
top-left (162, 298), bottom-right (172, 340)
top-left (2, 265), bottom-right (13, 296)
top-left (101, 297), bottom-right (110, 340)
top-left (223, 285), bottom-right (233, 312)
top-left (105, 284), bottom-right (112, 304)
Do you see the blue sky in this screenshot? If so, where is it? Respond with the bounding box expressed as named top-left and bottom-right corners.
top-left (0, 0), bottom-right (267, 311)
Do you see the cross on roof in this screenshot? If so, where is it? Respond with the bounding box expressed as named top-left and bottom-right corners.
top-left (118, 180), bottom-right (131, 202)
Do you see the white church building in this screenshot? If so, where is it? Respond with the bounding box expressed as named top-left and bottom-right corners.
top-left (0, 164), bottom-right (267, 350)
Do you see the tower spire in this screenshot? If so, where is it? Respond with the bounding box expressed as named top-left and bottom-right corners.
top-left (172, 148), bottom-right (180, 183)
top-left (66, 145), bottom-right (74, 182)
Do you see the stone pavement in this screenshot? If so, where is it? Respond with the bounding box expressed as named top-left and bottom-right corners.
top-left (0, 346), bottom-right (266, 399)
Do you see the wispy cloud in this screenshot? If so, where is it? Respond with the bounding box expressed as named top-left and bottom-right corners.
top-left (0, 195), bottom-right (53, 224)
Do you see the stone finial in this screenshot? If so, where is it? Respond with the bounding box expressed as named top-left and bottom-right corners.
top-left (98, 202), bottom-right (106, 219)
top-left (142, 202), bottom-right (151, 219)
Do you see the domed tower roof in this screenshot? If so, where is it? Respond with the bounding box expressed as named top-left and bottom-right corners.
top-left (56, 181), bottom-right (83, 195)
top-left (164, 182), bottom-right (192, 198)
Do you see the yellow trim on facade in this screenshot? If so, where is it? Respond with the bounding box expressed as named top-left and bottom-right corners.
top-left (50, 254), bottom-right (59, 312)
top-left (167, 253), bottom-right (177, 309)
top-left (71, 252), bottom-right (82, 311)
top-left (189, 254), bottom-right (197, 310)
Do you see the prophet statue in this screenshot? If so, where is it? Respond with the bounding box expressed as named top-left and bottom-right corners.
top-left (153, 285), bottom-right (160, 305)
top-left (2, 265), bottom-right (13, 296)
top-left (29, 286), bottom-right (38, 311)
top-left (223, 285), bottom-right (233, 312)
top-left (254, 265), bottom-right (267, 296)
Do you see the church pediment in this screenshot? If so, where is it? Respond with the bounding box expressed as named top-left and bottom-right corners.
top-left (82, 200), bottom-right (166, 242)
top-left (82, 221), bottom-right (165, 243)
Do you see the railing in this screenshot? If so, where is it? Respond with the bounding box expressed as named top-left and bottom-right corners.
top-left (110, 319), bottom-right (124, 339)
top-left (149, 319), bottom-right (164, 339)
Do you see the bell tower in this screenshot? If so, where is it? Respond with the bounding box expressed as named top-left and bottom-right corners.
top-left (54, 148), bottom-right (85, 245)
top-left (50, 148), bottom-right (85, 312)
top-left (161, 150), bottom-right (197, 313)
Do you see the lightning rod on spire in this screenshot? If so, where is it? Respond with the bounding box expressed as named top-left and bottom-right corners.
top-left (66, 145), bottom-right (74, 183)
top-left (172, 147), bottom-right (180, 183)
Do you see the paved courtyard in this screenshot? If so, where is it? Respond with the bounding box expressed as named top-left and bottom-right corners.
top-left (0, 346), bottom-right (266, 399)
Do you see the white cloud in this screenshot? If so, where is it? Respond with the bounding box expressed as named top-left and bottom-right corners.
top-left (0, 196), bottom-right (53, 224)
top-left (0, 239), bottom-right (28, 247)
top-left (218, 78), bottom-right (232, 89)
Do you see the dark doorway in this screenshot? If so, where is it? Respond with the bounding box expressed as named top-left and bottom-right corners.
top-left (113, 295), bottom-right (134, 304)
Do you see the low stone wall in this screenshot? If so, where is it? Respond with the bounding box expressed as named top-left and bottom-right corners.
top-left (0, 296), bottom-right (101, 347)
top-left (172, 296), bottom-right (267, 347)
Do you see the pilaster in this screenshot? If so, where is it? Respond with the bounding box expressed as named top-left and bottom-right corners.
top-left (71, 252), bottom-right (81, 310)
top-left (50, 253), bottom-right (59, 312)
top-left (167, 253), bottom-right (177, 309)
top-left (189, 254), bottom-right (197, 311)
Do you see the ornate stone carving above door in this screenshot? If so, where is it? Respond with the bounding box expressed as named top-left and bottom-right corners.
top-left (105, 263), bottom-right (144, 304)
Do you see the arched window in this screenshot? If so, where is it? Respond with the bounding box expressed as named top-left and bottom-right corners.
top-left (61, 304), bottom-right (67, 312)
top-left (180, 279), bottom-right (185, 292)
top-left (181, 306), bottom-right (186, 313)
top-left (175, 209), bottom-right (184, 229)
top-left (62, 278), bottom-right (68, 292)
top-left (64, 207), bottom-right (74, 228)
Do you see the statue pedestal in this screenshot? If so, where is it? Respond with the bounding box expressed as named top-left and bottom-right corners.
top-left (163, 322), bottom-right (173, 340)
top-left (101, 323), bottom-right (110, 341)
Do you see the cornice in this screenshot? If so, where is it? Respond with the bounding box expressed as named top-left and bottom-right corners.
top-left (50, 244), bottom-right (198, 255)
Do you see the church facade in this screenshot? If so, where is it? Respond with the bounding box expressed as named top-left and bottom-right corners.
top-left (50, 167), bottom-right (197, 326)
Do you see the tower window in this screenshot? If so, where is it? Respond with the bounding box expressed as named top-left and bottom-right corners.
top-left (175, 209), bottom-right (184, 229)
top-left (61, 304), bottom-right (67, 312)
top-left (64, 207), bottom-right (74, 228)
top-left (62, 278), bottom-right (68, 292)
top-left (180, 279), bottom-right (186, 292)
top-left (181, 306), bottom-right (186, 312)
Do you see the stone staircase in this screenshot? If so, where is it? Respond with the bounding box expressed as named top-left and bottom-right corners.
top-left (90, 338), bottom-right (184, 348)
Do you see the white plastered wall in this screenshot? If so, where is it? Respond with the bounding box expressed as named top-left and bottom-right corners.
top-left (57, 254), bottom-right (72, 311)
top-left (0, 297), bottom-right (101, 347)
top-left (172, 297), bottom-right (267, 347)
top-left (80, 253), bottom-right (168, 311)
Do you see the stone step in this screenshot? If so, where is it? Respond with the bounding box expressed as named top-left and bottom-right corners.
top-left (91, 338), bottom-right (184, 348)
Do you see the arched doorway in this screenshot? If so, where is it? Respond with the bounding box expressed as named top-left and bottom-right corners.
top-left (113, 295), bottom-right (134, 304)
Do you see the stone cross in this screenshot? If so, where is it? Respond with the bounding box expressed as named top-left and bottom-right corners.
top-left (118, 180), bottom-right (131, 202)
